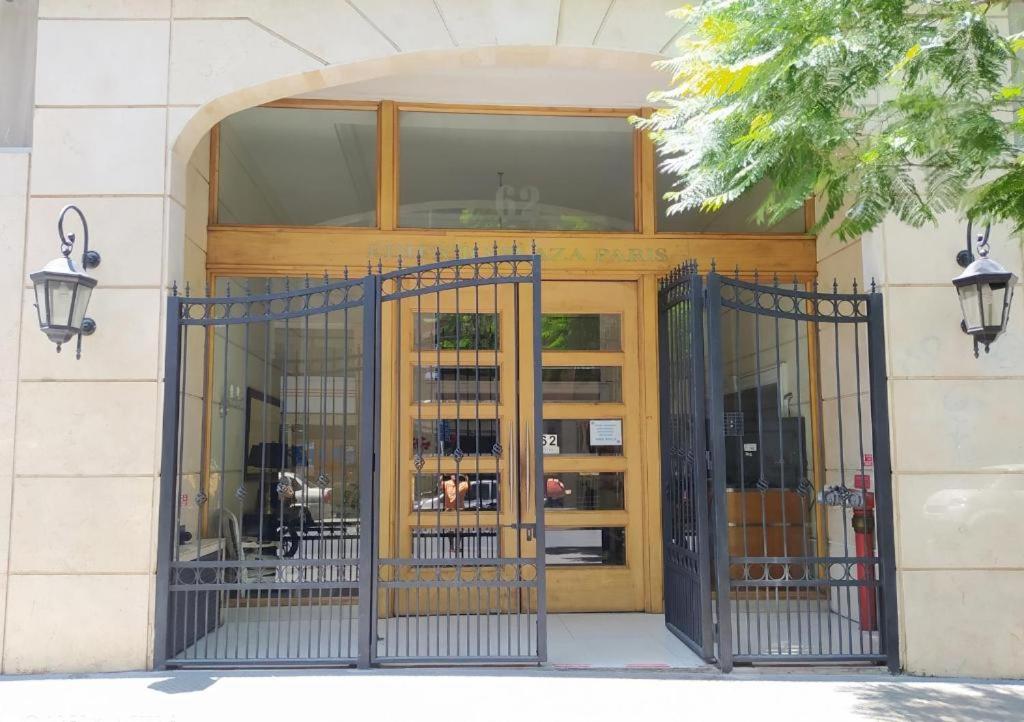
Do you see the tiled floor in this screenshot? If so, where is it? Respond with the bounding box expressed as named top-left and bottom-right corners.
top-left (547, 613), bottom-right (706, 669)
top-left (173, 608), bottom-right (707, 669)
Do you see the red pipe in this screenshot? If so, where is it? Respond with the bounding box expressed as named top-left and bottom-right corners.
top-left (851, 492), bottom-right (878, 632)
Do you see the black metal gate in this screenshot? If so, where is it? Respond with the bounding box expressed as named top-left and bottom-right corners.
top-left (657, 263), bottom-right (714, 660)
top-left (370, 251), bottom-right (546, 664)
top-left (155, 250), bottom-right (545, 668)
top-left (658, 265), bottom-right (899, 672)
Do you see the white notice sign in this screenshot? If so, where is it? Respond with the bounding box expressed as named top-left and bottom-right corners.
top-left (589, 419), bottom-right (623, 446)
top-left (542, 434), bottom-right (560, 455)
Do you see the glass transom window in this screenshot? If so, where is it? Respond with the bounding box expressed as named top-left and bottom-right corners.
top-left (398, 112), bottom-right (636, 231)
top-left (217, 107), bottom-right (377, 226)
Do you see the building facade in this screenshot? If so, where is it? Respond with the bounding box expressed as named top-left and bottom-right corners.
top-left (0, 0), bottom-right (1021, 677)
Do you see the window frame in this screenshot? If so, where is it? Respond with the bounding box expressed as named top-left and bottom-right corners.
top-left (209, 99), bottom-right (813, 238)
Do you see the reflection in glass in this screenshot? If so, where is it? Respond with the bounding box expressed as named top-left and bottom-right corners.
top-left (544, 473), bottom-right (624, 510)
top-left (218, 107), bottom-right (377, 226)
top-left (542, 366), bottom-right (622, 402)
top-left (413, 473), bottom-right (500, 511)
top-left (412, 526), bottom-right (499, 559)
top-left (545, 527), bottom-right (626, 565)
top-left (415, 313), bottom-right (498, 350)
top-left (399, 112), bottom-right (635, 231)
top-left (542, 314), bottom-right (621, 350)
top-left (413, 418), bottom-right (499, 457)
top-left (414, 365), bottom-right (499, 403)
top-left (541, 419), bottom-right (622, 455)
top-left (656, 171), bottom-right (805, 233)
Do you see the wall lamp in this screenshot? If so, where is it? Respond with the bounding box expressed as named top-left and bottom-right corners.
top-left (29, 205), bottom-right (100, 359)
top-left (953, 221), bottom-right (1017, 358)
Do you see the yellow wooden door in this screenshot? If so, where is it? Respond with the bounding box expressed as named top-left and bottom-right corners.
top-left (380, 278), bottom-right (646, 615)
top-left (540, 280), bottom-right (646, 612)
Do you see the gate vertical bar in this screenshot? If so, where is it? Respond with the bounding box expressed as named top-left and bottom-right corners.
top-left (530, 254), bottom-right (547, 663)
top-left (705, 273), bottom-right (733, 671)
top-left (359, 272), bottom-right (380, 668)
top-left (867, 292), bottom-right (899, 674)
top-left (153, 294), bottom-right (183, 669)
top-left (689, 273), bottom-right (714, 659)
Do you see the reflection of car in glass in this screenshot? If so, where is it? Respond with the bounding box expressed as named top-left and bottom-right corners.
top-left (415, 478), bottom-right (498, 511)
top-left (277, 471), bottom-right (333, 524)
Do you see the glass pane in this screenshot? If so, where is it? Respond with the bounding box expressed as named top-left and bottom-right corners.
top-left (415, 313), bottom-right (498, 350)
top-left (542, 366), bottom-right (622, 402)
top-left (413, 418), bottom-right (499, 457)
top-left (399, 112), bottom-right (635, 231)
top-left (217, 107), bottom-right (377, 226)
top-left (657, 171), bottom-right (805, 233)
top-left (412, 526), bottom-right (499, 559)
top-left (70, 283), bottom-right (93, 329)
top-left (414, 365), bottom-right (499, 403)
top-left (33, 280), bottom-right (46, 326)
top-left (48, 279), bottom-right (76, 327)
top-left (542, 314), bottom-right (621, 350)
top-left (541, 419), bottom-right (622, 456)
top-left (545, 527), bottom-right (626, 565)
top-left (544, 472), bottom-right (624, 510)
top-left (413, 472), bottom-right (500, 511)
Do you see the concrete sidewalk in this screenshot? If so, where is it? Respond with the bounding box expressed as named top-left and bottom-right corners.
top-left (1, 669), bottom-right (1023, 721)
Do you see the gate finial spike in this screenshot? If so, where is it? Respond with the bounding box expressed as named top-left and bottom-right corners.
top-left (734, 264), bottom-right (740, 279)
top-left (204, 280), bottom-right (211, 297)
top-left (531, 239), bottom-right (537, 255)
top-left (870, 277), bottom-right (877, 294)
top-left (367, 260), bottom-right (372, 276)
top-left (171, 281), bottom-right (178, 297)
top-left (416, 249), bottom-right (422, 265)
top-left (322, 270), bottom-right (329, 284)
top-left (434, 247), bottom-right (441, 263)
top-left (397, 254), bottom-right (403, 269)
top-left (753, 269), bottom-right (760, 284)
top-left (852, 278), bottom-right (859, 294)
top-left (377, 258), bottom-right (383, 274)
top-left (473, 242), bottom-right (479, 258)
top-left (512, 240), bottom-right (518, 255)
top-left (265, 278), bottom-right (272, 294)
top-left (812, 277), bottom-right (819, 293)
top-left (304, 273), bottom-right (310, 288)
top-left (184, 281), bottom-right (190, 298)
top-left (284, 277), bottom-right (291, 291)
top-left (792, 275), bottom-right (799, 290)
top-left (710, 258), bottom-right (716, 273)
top-left (343, 265), bottom-right (349, 280)
top-left (492, 240), bottom-right (499, 256)
top-left (832, 278), bottom-right (839, 294)
top-left (454, 244), bottom-right (460, 259)
top-left (772, 272), bottom-right (779, 287)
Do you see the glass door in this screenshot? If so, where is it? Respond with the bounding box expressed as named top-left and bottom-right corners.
top-left (541, 281), bottom-right (646, 611)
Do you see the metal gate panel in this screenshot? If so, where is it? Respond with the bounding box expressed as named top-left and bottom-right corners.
top-left (370, 252), bottom-right (546, 664)
top-left (705, 273), bottom-right (898, 672)
top-left (155, 276), bottom-right (376, 668)
top-left (657, 263), bottom-right (714, 660)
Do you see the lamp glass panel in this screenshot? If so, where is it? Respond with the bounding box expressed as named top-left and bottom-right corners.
top-left (70, 282), bottom-right (93, 329)
top-left (33, 280), bottom-right (46, 326)
top-left (981, 283), bottom-right (1003, 329)
top-left (47, 278), bottom-right (77, 328)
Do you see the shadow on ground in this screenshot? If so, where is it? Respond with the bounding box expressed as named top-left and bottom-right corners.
top-left (853, 681), bottom-right (1024, 721)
